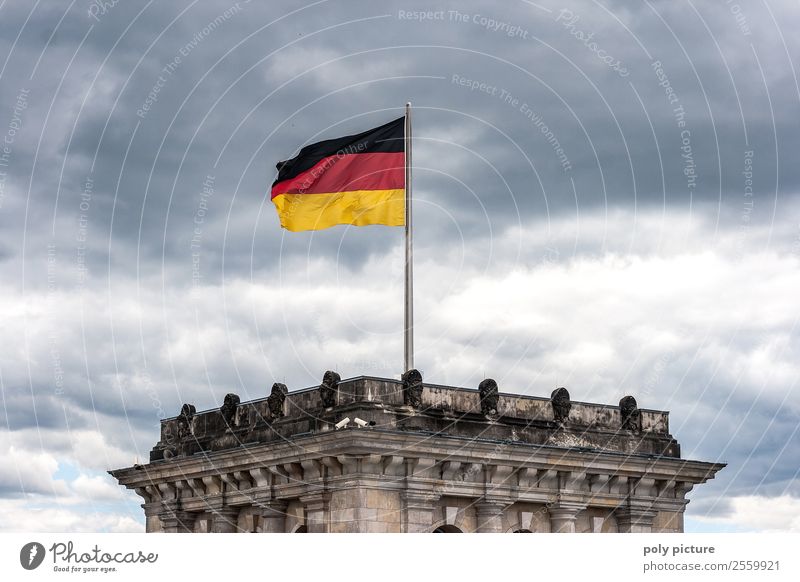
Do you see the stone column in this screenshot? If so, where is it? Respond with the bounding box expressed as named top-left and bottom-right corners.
top-left (141, 502), bottom-right (163, 533)
top-left (300, 494), bottom-right (329, 533)
top-left (211, 507), bottom-right (240, 533)
top-left (402, 492), bottom-right (439, 533)
top-left (475, 500), bottom-right (507, 533)
top-left (260, 500), bottom-right (289, 533)
top-left (548, 502), bottom-right (585, 533)
top-left (616, 507), bottom-right (657, 533)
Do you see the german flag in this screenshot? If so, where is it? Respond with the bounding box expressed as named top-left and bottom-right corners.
top-left (271, 117), bottom-right (406, 232)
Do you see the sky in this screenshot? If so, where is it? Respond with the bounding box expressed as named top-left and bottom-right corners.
top-left (0, 0), bottom-right (798, 533)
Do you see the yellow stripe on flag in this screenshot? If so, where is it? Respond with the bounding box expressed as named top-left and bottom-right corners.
top-left (272, 189), bottom-right (405, 232)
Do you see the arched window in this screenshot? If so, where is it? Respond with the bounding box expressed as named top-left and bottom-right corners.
top-left (293, 525), bottom-right (307, 533)
top-left (513, 529), bottom-right (532, 533)
top-left (433, 525), bottom-right (462, 533)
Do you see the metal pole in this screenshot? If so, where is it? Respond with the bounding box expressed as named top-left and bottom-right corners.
top-left (404, 102), bottom-right (414, 372)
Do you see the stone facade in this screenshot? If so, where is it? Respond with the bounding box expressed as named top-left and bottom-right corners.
top-left (110, 372), bottom-right (724, 533)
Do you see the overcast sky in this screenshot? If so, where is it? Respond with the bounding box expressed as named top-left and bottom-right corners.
top-left (0, 0), bottom-right (798, 533)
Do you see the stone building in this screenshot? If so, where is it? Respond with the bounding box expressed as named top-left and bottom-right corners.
top-left (110, 371), bottom-right (724, 533)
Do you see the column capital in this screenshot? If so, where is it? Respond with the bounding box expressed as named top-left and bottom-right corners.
top-left (475, 499), bottom-right (509, 533)
top-left (475, 497), bottom-right (512, 510)
top-left (402, 489), bottom-right (440, 506)
top-left (615, 505), bottom-right (657, 533)
top-left (299, 492), bottom-right (329, 508)
top-left (259, 499), bottom-right (289, 515)
top-left (548, 502), bottom-right (586, 533)
top-left (141, 501), bottom-right (162, 515)
top-left (160, 510), bottom-right (197, 533)
top-left (549, 501), bottom-right (586, 513)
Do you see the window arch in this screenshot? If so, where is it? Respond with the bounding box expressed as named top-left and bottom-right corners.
top-left (432, 525), bottom-right (462, 533)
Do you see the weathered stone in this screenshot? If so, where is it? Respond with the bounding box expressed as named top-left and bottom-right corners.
top-left (615, 506), bottom-right (657, 533)
top-left (219, 393), bottom-right (239, 429)
top-left (475, 500), bottom-right (507, 532)
top-left (550, 387), bottom-right (571, 423)
top-left (401, 369), bottom-right (424, 408)
top-left (211, 508), bottom-right (240, 533)
top-left (549, 503), bottom-right (585, 533)
top-left (259, 500), bottom-right (289, 533)
top-left (478, 378), bottom-right (499, 416)
top-left (620, 395), bottom-right (642, 432)
top-left (268, 383), bottom-right (288, 418)
top-left (176, 404), bottom-right (195, 439)
top-left (653, 510), bottom-right (683, 533)
top-left (160, 508), bottom-right (197, 533)
top-left (112, 375), bottom-right (724, 533)
top-left (319, 370), bottom-right (340, 408)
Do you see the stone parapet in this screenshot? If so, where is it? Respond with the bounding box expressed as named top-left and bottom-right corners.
top-left (149, 376), bottom-right (678, 462)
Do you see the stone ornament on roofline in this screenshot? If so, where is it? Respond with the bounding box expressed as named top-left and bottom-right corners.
top-left (164, 403), bottom-right (196, 458)
top-left (220, 393), bottom-right (240, 429)
top-left (319, 370), bottom-right (340, 408)
top-left (619, 395), bottom-right (642, 432)
top-left (551, 387), bottom-right (571, 424)
top-left (478, 378), bottom-right (499, 416)
top-left (402, 368), bottom-right (423, 408)
top-left (176, 403), bottom-right (196, 439)
top-left (268, 382), bottom-right (289, 419)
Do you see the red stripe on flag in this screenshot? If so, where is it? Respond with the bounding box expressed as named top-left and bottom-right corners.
top-left (271, 152), bottom-right (404, 198)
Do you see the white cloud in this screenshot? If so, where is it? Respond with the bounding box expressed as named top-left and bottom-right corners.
top-left (0, 441), bottom-right (68, 497)
top-left (70, 474), bottom-right (126, 502)
top-left (692, 495), bottom-right (800, 532)
top-left (2, 206), bottom-right (798, 419)
top-left (0, 430), bottom-right (138, 508)
top-left (1, 429), bottom-right (140, 474)
top-left (0, 499), bottom-right (142, 533)
top-left (69, 430), bottom-right (138, 473)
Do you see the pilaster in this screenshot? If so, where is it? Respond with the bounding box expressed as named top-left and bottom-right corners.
top-left (141, 501), bottom-right (163, 533)
top-left (300, 493), bottom-right (329, 533)
top-left (259, 500), bottom-right (289, 533)
top-left (402, 491), bottom-right (439, 532)
top-left (548, 502), bottom-right (586, 533)
top-left (210, 507), bottom-right (240, 533)
top-left (616, 506), bottom-right (657, 533)
top-left (475, 500), bottom-right (508, 533)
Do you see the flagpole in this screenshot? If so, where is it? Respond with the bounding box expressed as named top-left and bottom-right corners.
top-left (404, 102), bottom-right (414, 372)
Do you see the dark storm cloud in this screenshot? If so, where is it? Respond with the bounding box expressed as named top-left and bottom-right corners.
top-left (0, 0), bottom-right (794, 283)
top-left (1, 386), bottom-right (85, 431)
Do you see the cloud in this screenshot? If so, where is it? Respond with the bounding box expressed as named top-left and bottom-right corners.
top-left (0, 430), bottom-right (138, 497)
top-left (70, 474), bottom-right (126, 502)
top-left (690, 494), bottom-right (800, 533)
top-left (0, 442), bottom-right (68, 497)
top-left (0, 499), bottom-right (142, 533)
top-left (0, 430), bottom-right (145, 532)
